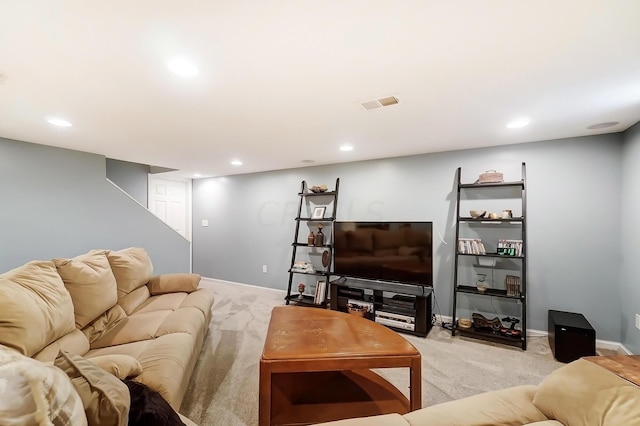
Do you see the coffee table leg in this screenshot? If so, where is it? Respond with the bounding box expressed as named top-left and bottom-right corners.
top-left (409, 356), bottom-right (422, 410)
top-left (259, 360), bottom-right (271, 426)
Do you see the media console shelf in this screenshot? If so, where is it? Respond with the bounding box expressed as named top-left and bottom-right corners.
top-left (329, 278), bottom-right (433, 337)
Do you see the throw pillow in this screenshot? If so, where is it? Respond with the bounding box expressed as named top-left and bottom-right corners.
top-left (0, 345), bottom-right (87, 426)
top-left (88, 354), bottom-right (143, 380)
top-left (0, 261), bottom-right (76, 356)
top-left (124, 379), bottom-right (185, 426)
top-left (107, 247), bottom-right (154, 299)
top-left (147, 273), bottom-right (201, 295)
top-left (54, 350), bottom-right (130, 426)
top-left (53, 249), bottom-right (119, 328)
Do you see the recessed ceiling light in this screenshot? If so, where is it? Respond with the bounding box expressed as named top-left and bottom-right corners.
top-left (231, 160), bottom-right (243, 166)
top-left (193, 173), bottom-right (202, 178)
top-left (167, 57), bottom-right (198, 77)
top-left (506, 117), bottom-right (530, 129)
top-left (46, 117), bottom-right (72, 127)
top-left (339, 145), bottom-right (354, 152)
top-left (587, 122), bottom-right (619, 130)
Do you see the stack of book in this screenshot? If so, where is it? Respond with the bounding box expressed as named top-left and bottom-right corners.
top-left (314, 281), bottom-right (327, 304)
top-left (506, 275), bottom-right (521, 297)
top-left (458, 238), bottom-right (486, 255)
top-left (497, 239), bottom-right (523, 256)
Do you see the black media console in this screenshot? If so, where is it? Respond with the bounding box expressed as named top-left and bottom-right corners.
top-left (329, 278), bottom-right (433, 337)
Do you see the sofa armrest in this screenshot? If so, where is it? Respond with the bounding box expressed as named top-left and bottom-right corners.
top-left (179, 414), bottom-right (199, 426)
top-left (403, 385), bottom-right (547, 426)
top-left (147, 273), bottom-right (201, 295)
top-left (315, 413), bottom-right (409, 425)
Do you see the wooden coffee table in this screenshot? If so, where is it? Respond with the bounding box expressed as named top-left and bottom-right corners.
top-left (259, 306), bottom-right (421, 426)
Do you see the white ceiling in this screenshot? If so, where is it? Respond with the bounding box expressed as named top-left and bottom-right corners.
top-left (1, 1), bottom-right (639, 178)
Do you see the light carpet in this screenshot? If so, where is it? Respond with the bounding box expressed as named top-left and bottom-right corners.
top-left (181, 278), bottom-right (570, 426)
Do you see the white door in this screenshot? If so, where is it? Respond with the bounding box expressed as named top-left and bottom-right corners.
top-left (148, 177), bottom-right (191, 241)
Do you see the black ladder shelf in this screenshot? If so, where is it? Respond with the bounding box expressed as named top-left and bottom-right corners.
top-left (285, 178), bottom-right (339, 307)
top-left (451, 163), bottom-right (528, 350)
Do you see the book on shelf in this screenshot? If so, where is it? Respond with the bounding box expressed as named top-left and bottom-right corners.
top-left (457, 238), bottom-right (486, 255)
top-left (313, 281), bottom-right (327, 304)
top-left (505, 275), bottom-right (521, 297)
top-left (497, 239), bottom-right (523, 256)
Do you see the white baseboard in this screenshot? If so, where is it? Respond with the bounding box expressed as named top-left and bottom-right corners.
top-left (435, 314), bottom-right (630, 353)
top-left (200, 276), bottom-right (286, 294)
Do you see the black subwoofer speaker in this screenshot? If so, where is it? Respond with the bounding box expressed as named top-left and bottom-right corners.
top-left (548, 310), bottom-right (596, 363)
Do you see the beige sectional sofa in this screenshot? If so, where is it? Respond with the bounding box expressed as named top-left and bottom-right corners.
top-left (0, 247), bottom-right (215, 425)
top-left (317, 357), bottom-right (640, 426)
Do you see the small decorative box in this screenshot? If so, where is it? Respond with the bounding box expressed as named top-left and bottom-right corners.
top-left (478, 170), bottom-right (504, 183)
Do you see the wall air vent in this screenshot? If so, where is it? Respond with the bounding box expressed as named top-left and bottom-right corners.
top-left (378, 96), bottom-right (399, 106)
top-left (360, 96), bottom-right (399, 110)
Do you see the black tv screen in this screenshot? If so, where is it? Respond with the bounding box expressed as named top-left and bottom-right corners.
top-left (333, 221), bottom-right (433, 286)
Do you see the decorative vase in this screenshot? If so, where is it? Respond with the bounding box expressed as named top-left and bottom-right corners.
top-left (476, 273), bottom-right (488, 293)
top-left (307, 231), bottom-right (315, 245)
top-left (314, 227), bottom-right (324, 246)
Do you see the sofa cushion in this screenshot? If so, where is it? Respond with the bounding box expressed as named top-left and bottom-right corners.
top-left (54, 350), bottom-right (130, 426)
top-left (118, 285), bottom-right (151, 315)
top-left (107, 247), bottom-right (154, 298)
top-left (90, 310), bottom-right (172, 349)
top-left (148, 273), bottom-right (201, 295)
top-left (88, 354), bottom-right (143, 380)
top-left (0, 345), bottom-right (87, 426)
top-left (404, 227), bottom-right (430, 248)
top-left (533, 358), bottom-right (640, 426)
top-left (88, 332), bottom-right (203, 410)
top-left (398, 246), bottom-right (423, 257)
top-left (372, 229), bottom-right (407, 251)
top-left (82, 304), bottom-right (128, 345)
top-left (117, 285), bottom-right (151, 315)
top-left (346, 229), bottom-right (374, 253)
top-left (134, 333), bottom-right (201, 410)
top-left (33, 329), bottom-right (91, 362)
top-left (53, 249), bottom-right (119, 328)
top-left (179, 288), bottom-right (216, 321)
top-left (314, 413), bottom-right (409, 425)
top-left (334, 231), bottom-right (348, 253)
top-left (403, 385), bottom-right (547, 426)
top-left (0, 260), bottom-right (76, 356)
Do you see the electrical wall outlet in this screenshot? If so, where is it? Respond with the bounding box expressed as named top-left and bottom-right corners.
top-left (636, 314), bottom-right (640, 330)
top-left (262, 265), bottom-right (267, 273)
top-left (201, 219), bottom-right (209, 227)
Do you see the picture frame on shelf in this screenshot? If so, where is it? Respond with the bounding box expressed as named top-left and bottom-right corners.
top-left (311, 206), bottom-right (326, 220)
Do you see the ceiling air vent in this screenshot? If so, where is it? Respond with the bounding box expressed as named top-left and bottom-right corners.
top-left (360, 96), bottom-right (399, 110)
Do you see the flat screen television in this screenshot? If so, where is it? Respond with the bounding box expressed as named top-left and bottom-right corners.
top-left (333, 221), bottom-right (433, 286)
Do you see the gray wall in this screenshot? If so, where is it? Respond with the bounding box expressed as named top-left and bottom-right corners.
top-left (192, 133), bottom-right (624, 342)
top-left (0, 138), bottom-right (190, 274)
top-left (106, 158), bottom-right (150, 207)
top-left (621, 122), bottom-right (640, 353)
